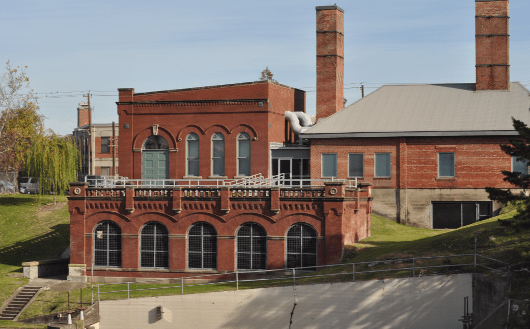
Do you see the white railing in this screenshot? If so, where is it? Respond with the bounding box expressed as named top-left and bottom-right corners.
top-left (84, 175), bottom-right (358, 189)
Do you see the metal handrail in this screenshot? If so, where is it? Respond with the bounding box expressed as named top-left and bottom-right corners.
top-left (96, 253), bottom-right (507, 301)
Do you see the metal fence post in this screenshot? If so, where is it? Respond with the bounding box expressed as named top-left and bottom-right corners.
top-left (474, 232), bottom-right (478, 273)
top-left (293, 268), bottom-right (296, 287)
top-left (127, 282), bottom-right (130, 299)
top-left (412, 258), bottom-right (415, 277)
top-left (236, 271), bottom-right (239, 291)
top-left (97, 285), bottom-right (100, 304)
top-left (353, 264), bottom-right (355, 282)
top-left (181, 277), bottom-right (184, 295)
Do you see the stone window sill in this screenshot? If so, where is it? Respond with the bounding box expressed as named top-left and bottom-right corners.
top-left (183, 176), bottom-right (202, 179)
top-left (436, 177), bottom-right (456, 181)
top-left (208, 176), bottom-right (228, 179)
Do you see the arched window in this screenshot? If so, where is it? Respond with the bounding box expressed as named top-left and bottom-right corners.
top-left (94, 221), bottom-right (122, 267)
top-left (237, 132), bottom-right (251, 176)
top-left (143, 135), bottom-right (169, 150)
top-left (237, 223), bottom-right (267, 270)
top-left (286, 223), bottom-right (317, 269)
top-left (211, 132), bottom-right (225, 176)
top-left (140, 222), bottom-right (169, 268)
top-left (188, 222), bottom-right (217, 269)
top-left (186, 133), bottom-right (200, 176)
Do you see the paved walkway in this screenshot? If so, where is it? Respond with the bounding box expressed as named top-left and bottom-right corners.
top-left (99, 273), bottom-right (472, 329)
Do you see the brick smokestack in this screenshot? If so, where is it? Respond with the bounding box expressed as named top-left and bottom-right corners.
top-left (316, 5), bottom-right (344, 120)
top-left (476, 0), bottom-right (510, 91)
top-left (77, 102), bottom-right (90, 127)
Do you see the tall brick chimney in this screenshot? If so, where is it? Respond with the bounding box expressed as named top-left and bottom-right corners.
top-left (77, 103), bottom-right (90, 127)
top-left (475, 0), bottom-right (510, 91)
top-left (316, 5), bottom-right (344, 120)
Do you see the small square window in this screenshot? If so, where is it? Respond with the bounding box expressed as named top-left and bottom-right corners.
top-left (438, 153), bottom-right (455, 177)
top-left (348, 153), bottom-right (364, 177)
top-left (322, 154), bottom-right (337, 178)
top-left (375, 153), bottom-right (390, 177)
top-left (512, 156), bottom-right (528, 174)
top-left (101, 167), bottom-right (110, 176)
top-left (101, 137), bottom-right (111, 153)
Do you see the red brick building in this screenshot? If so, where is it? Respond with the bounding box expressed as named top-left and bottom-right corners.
top-left (67, 1), bottom-right (526, 282)
top-left (302, 0), bottom-right (530, 228)
top-left (67, 5), bottom-right (374, 282)
top-left (74, 103), bottom-right (119, 178)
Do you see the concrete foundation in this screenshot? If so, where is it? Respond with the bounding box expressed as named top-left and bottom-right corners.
top-left (372, 188), bottom-right (504, 228)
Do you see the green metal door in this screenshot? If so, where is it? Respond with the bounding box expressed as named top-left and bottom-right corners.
top-left (142, 150), bottom-right (169, 181)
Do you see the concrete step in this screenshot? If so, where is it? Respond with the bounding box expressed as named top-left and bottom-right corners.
top-left (0, 285), bottom-right (42, 321)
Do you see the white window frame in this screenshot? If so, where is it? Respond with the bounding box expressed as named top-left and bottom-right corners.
top-left (374, 153), bottom-right (391, 178)
top-left (348, 153), bottom-right (364, 178)
top-left (321, 153), bottom-right (337, 178)
top-left (211, 132), bottom-right (225, 176)
top-left (512, 156), bottom-right (529, 175)
top-left (438, 152), bottom-right (455, 177)
top-left (186, 133), bottom-right (200, 177)
top-left (237, 132), bottom-right (251, 177)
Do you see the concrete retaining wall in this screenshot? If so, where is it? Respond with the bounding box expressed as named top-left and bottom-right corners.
top-left (99, 273), bottom-right (472, 328)
top-left (22, 258), bottom-right (69, 279)
top-left (372, 188), bottom-right (503, 228)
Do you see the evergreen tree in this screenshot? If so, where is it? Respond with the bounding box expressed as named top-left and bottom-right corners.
top-left (486, 117), bottom-right (530, 228)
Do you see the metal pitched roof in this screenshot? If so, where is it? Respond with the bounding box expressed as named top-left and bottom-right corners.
top-left (302, 82), bottom-right (530, 138)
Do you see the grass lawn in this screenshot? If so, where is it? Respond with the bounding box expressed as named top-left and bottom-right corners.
top-left (0, 194), bottom-right (70, 322)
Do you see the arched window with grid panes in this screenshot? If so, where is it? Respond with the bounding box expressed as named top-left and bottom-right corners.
top-left (286, 223), bottom-right (317, 269)
top-left (186, 133), bottom-right (200, 176)
top-left (237, 223), bottom-right (266, 270)
top-left (188, 222), bottom-right (217, 269)
top-left (140, 222), bottom-right (169, 268)
top-left (237, 132), bottom-right (251, 176)
top-left (93, 221), bottom-right (122, 267)
top-left (211, 132), bottom-right (225, 176)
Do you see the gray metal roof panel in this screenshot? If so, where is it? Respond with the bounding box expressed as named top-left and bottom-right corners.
top-left (302, 82), bottom-right (530, 137)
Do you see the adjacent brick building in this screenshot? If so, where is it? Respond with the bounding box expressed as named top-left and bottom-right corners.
top-left (74, 103), bottom-right (119, 178)
top-left (302, 0), bottom-right (529, 228)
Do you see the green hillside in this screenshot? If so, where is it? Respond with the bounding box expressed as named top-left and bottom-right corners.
top-left (0, 194), bottom-right (70, 306)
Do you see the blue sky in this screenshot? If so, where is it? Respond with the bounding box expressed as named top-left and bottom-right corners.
top-left (1, 0), bottom-right (529, 135)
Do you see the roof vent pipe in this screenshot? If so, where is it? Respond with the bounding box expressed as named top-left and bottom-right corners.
top-left (285, 111), bottom-right (313, 135)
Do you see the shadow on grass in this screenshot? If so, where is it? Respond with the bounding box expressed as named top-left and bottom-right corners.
top-left (0, 196), bottom-right (41, 207)
top-left (345, 214), bottom-right (529, 264)
top-left (0, 224), bottom-right (70, 271)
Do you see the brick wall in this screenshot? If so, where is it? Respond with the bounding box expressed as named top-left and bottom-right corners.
top-left (117, 81), bottom-right (305, 180)
top-left (311, 136), bottom-right (518, 189)
top-left (475, 0), bottom-right (510, 90)
top-left (316, 6), bottom-right (344, 120)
